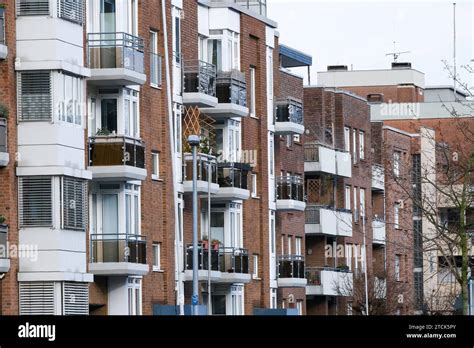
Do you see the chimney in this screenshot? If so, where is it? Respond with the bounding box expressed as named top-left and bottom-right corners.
top-left (392, 62), bottom-right (412, 70)
top-left (327, 65), bottom-right (348, 72)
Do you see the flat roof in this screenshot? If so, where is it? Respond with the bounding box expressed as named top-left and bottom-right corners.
top-left (279, 44), bottom-right (313, 68)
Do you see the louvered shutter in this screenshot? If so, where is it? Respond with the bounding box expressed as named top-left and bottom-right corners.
top-left (57, 0), bottom-right (84, 25)
top-left (62, 177), bottom-right (88, 231)
top-left (16, 0), bottom-right (50, 16)
top-left (19, 282), bottom-right (56, 315)
top-left (19, 177), bottom-right (53, 228)
top-left (62, 282), bottom-right (89, 315)
top-left (17, 71), bottom-right (52, 121)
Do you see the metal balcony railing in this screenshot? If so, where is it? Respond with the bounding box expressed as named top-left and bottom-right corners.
top-left (185, 244), bottom-right (249, 274)
top-left (304, 143), bottom-right (333, 162)
top-left (276, 176), bottom-right (304, 202)
top-left (88, 32), bottom-right (145, 74)
top-left (90, 234), bottom-right (147, 264)
top-left (89, 136), bottom-right (145, 169)
top-left (0, 225), bottom-right (7, 259)
top-left (217, 162), bottom-right (250, 190)
top-left (150, 52), bottom-right (163, 87)
top-left (183, 60), bottom-right (217, 97)
top-left (233, 0), bottom-right (267, 16)
top-left (275, 99), bottom-right (303, 125)
top-left (278, 255), bottom-right (305, 279)
top-left (216, 70), bottom-right (247, 106)
top-left (305, 267), bottom-right (351, 285)
top-left (183, 153), bottom-right (218, 184)
top-left (0, 118), bottom-right (7, 153)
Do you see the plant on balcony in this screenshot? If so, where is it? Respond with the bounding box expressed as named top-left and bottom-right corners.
top-left (337, 264), bottom-right (350, 272)
top-left (211, 239), bottom-right (220, 251)
top-left (0, 103), bottom-right (8, 119)
top-left (96, 128), bottom-right (112, 136)
top-left (201, 236), bottom-right (209, 249)
top-left (0, 215), bottom-right (6, 226)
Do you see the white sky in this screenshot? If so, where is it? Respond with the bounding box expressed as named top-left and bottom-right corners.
top-left (267, 0), bottom-right (474, 87)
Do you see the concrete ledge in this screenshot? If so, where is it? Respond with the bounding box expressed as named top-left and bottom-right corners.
top-left (89, 166), bottom-right (147, 181)
top-left (0, 44), bottom-right (8, 60)
top-left (18, 272), bottom-right (94, 283)
top-left (0, 152), bottom-right (9, 167)
top-left (277, 277), bottom-right (307, 288)
top-left (183, 92), bottom-right (218, 108)
top-left (89, 263), bottom-right (149, 276)
top-left (88, 68), bottom-right (147, 86)
top-left (276, 200), bottom-right (306, 212)
top-left (0, 259), bottom-right (10, 273)
top-left (201, 103), bottom-right (249, 119)
top-left (275, 122), bottom-right (305, 135)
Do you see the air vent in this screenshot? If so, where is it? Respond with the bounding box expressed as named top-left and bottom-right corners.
top-left (327, 65), bottom-right (348, 71)
top-left (367, 94), bottom-right (384, 104)
top-left (392, 62), bottom-right (412, 70)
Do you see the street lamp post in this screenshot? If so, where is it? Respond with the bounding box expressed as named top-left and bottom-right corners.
top-left (188, 135), bottom-right (201, 316)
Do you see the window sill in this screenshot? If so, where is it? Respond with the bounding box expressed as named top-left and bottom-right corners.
top-left (152, 176), bottom-right (163, 182)
top-left (249, 114), bottom-right (259, 120)
top-left (150, 84), bottom-right (163, 90)
top-left (252, 196), bottom-right (261, 200)
top-left (253, 276), bottom-right (261, 281)
top-left (153, 268), bottom-right (164, 273)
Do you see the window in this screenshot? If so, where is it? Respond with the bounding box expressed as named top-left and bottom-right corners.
top-left (344, 127), bottom-right (350, 152)
top-left (293, 134), bottom-right (301, 143)
top-left (18, 71), bottom-right (52, 122)
top-left (253, 254), bottom-right (259, 278)
top-left (150, 30), bottom-right (162, 87)
top-left (127, 278), bottom-right (142, 316)
top-left (152, 243), bottom-right (161, 271)
top-left (58, 0), bottom-right (85, 25)
top-left (393, 151), bottom-right (401, 177)
top-left (17, 0), bottom-right (50, 16)
top-left (125, 184), bottom-right (140, 235)
top-left (152, 152), bottom-right (160, 180)
top-left (19, 176), bottom-right (53, 228)
top-left (270, 288), bottom-right (277, 309)
top-left (62, 177), bottom-right (88, 231)
top-left (395, 255), bottom-right (401, 281)
top-left (394, 202), bottom-right (401, 229)
top-left (0, 7), bottom-right (5, 45)
top-left (286, 135), bottom-right (293, 148)
top-left (287, 236), bottom-right (293, 254)
top-left (360, 188), bottom-right (366, 218)
top-left (58, 72), bottom-right (84, 125)
top-left (295, 237), bottom-right (302, 256)
top-left (173, 12), bottom-right (181, 63)
top-left (352, 129), bottom-right (357, 164)
top-left (359, 130), bottom-right (365, 160)
top-left (345, 186), bottom-right (351, 210)
top-left (251, 173), bottom-right (258, 198)
top-left (353, 187), bottom-right (358, 222)
top-left (249, 67), bottom-right (256, 117)
top-left (208, 38), bottom-right (222, 71)
top-left (296, 300), bottom-right (303, 315)
top-left (124, 89), bottom-right (139, 138)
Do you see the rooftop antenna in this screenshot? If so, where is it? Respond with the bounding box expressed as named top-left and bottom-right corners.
top-left (386, 41), bottom-right (411, 62)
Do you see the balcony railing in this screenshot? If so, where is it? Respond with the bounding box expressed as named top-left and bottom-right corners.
top-left (278, 255), bottom-right (305, 279)
top-left (0, 225), bottom-right (7, 259)
top-left (0, 118), bottom-right (7, 153)
top-left (183, 153), bottom-right (218, 184)
top-left (276, 176), bottom-right (304, 202)
top-left (305, 267), bottom-right (351, 285)
top-left (217, 162), bottom-right (250, 190)
top-left (305, 205), bottom-right (351, 224)
top-left (90, 234), bottom-right (147, 264)
top-left (185, 244), bottom-right (249, 274)
top-left (233, 0), bottom-right (267, 16)
top-left (88, 32), bottom-right (145, 74)
top-left (89, 136), bottom-right (145, 169)
top-left (183, 60), bottom-right (217, 97)
top-left (275, 99), bottom-right (303, 125)
top-left (150, 52), bottom-right (163, 87)
top-left (216, 70), bottom-right (247, 106)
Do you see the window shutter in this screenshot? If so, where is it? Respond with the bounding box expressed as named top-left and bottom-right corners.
top-left (19, 282), bottom-right (56, 315)
top-left (57, 0), bottom-right (84, 25)
top-left (16, 0), bottom-right (50, 16)
top-left (17, 71), bottom-right (52, 121)
top-left (19, 177), bottom-right (53, 228)
top-left (62, 282), bottom-right (89, 315)
top-left (62, 177), bottom-right (88, 231)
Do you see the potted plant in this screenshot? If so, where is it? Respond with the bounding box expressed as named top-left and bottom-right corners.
top-left (0, 103), bottom-right (8, 120)
top-left (211, 239), bottom-right (220, 251)
top-left (337, 264), bottom-right (350, 272)
top-left (201, 236), bottom-right (209, 250)
top-left (0, 215), bottom-right (6, 226)
top-left (96, 128), bottom-right (111, 136)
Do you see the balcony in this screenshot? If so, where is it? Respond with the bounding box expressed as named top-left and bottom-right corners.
top-left (232, 0), bottom-right (267, 16)
top-left (214, 162), bottom-right (251, 201)
top-left (182, 153), bottom-right (219, 195)
top-left (0, 225), bottom-right (10, 273)
top-left (87, 32), bottom-right (146, 86)
top-left (304, 143), bottom-right (336, 175)
top-left (0, 9), bottom-right (7, 59)
top-left (89, 234), bottom-right (149, 276)
top-left (276, 176), bottom-right (306, 211)
top-left (183, 60), bottom-right (218, 108)
top-left (275, 99), bottom-right (304, 135)
top-left (201, 70), bottom-right (248, 119)
top-left (335, 150), bottom-right (352, 178)
top-left (372, 217), bottom-right (386, 245)
top-left (277, 255), bottom-right (307, 288)
top-left (0, 118), bottom-right (9, 167)
top-left (88, 136), bottom-right (147, 181)
top-left (305, 205), bottom-right (353, 237)
top-left (184, 244), bottom-right (251, 284)
top-left (372, 164), bottom-right (385, 191)
top-left (305, 267), bottom-right (353, 297)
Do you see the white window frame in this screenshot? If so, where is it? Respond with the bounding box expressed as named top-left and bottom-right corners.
top-left (152, 243), bottom-right (161, 272)
top-left (394, 202), bottom-right (401, 229)
top-left (295, 237), bottom-right (302, 256)
top-left (345, 185), bottom-right (351, 210)
top-left (251, 173), bottom-right (258, 198)
top-left (344, 127), bottom-right (351, 152)
top-left (152, 152), bottom-right (160, 180)
top-left (250, 66), bottom-right (256, 117)
top-left (393, 151), bottom-right (401, 177)
top-left (296, 300), bottom-right (303, 315)
top-left (359, 130), bottom-right (365, 160)
top-left (395, 255), bottom-right (401, 282)
top-left (253, 254), bottom-right (259, 279)
top-left (352, 129), bottom-right (357, 164)
top-left (127, 277), bottom-right (142, 316)
top-left (360, 188), bottom-right (366, 218)
top-left (287, 235), bottom-right (292, 255)
top-left (353, 187), bottom-right (358, 222)
top-left (150, 30), bottom-right (161, 88)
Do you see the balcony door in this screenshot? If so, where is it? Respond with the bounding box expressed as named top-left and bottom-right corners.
top-left (228, 203), bottom-right (242, 249)
top-left (172, 6), bottom-right (182, 96)
top-left (215, 120), bottom-right (241, 163)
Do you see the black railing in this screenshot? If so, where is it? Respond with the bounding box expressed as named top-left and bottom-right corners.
top-left (88, 32), bottom-right (145, 73)
top-left (276, 176), bottom-right (304, 202)
top-left (185, 244), bottom-right (249, 274)
top-left (89, 136), bottom-right (145, 169)
top-left (217, 162), bottom-right (250, 190)
top-left (90, 234), bottom-right (147, 264)
top-left (216, 70), bottom-right (247, 106)
top-left (183, 60), bottom-right (217, 97)
top-left (278, 255), bottom-right (305, 279)
top-left (182, 153), bottom-right (218, 184)
top-left (276, 99), bottom-right (303, 125)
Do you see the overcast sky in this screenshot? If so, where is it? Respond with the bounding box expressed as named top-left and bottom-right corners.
top-left (267, 0), bottom-right (474, 87)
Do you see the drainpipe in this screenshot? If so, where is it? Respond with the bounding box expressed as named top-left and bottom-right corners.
top-left (161, 0), bottom-right (183, 316)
